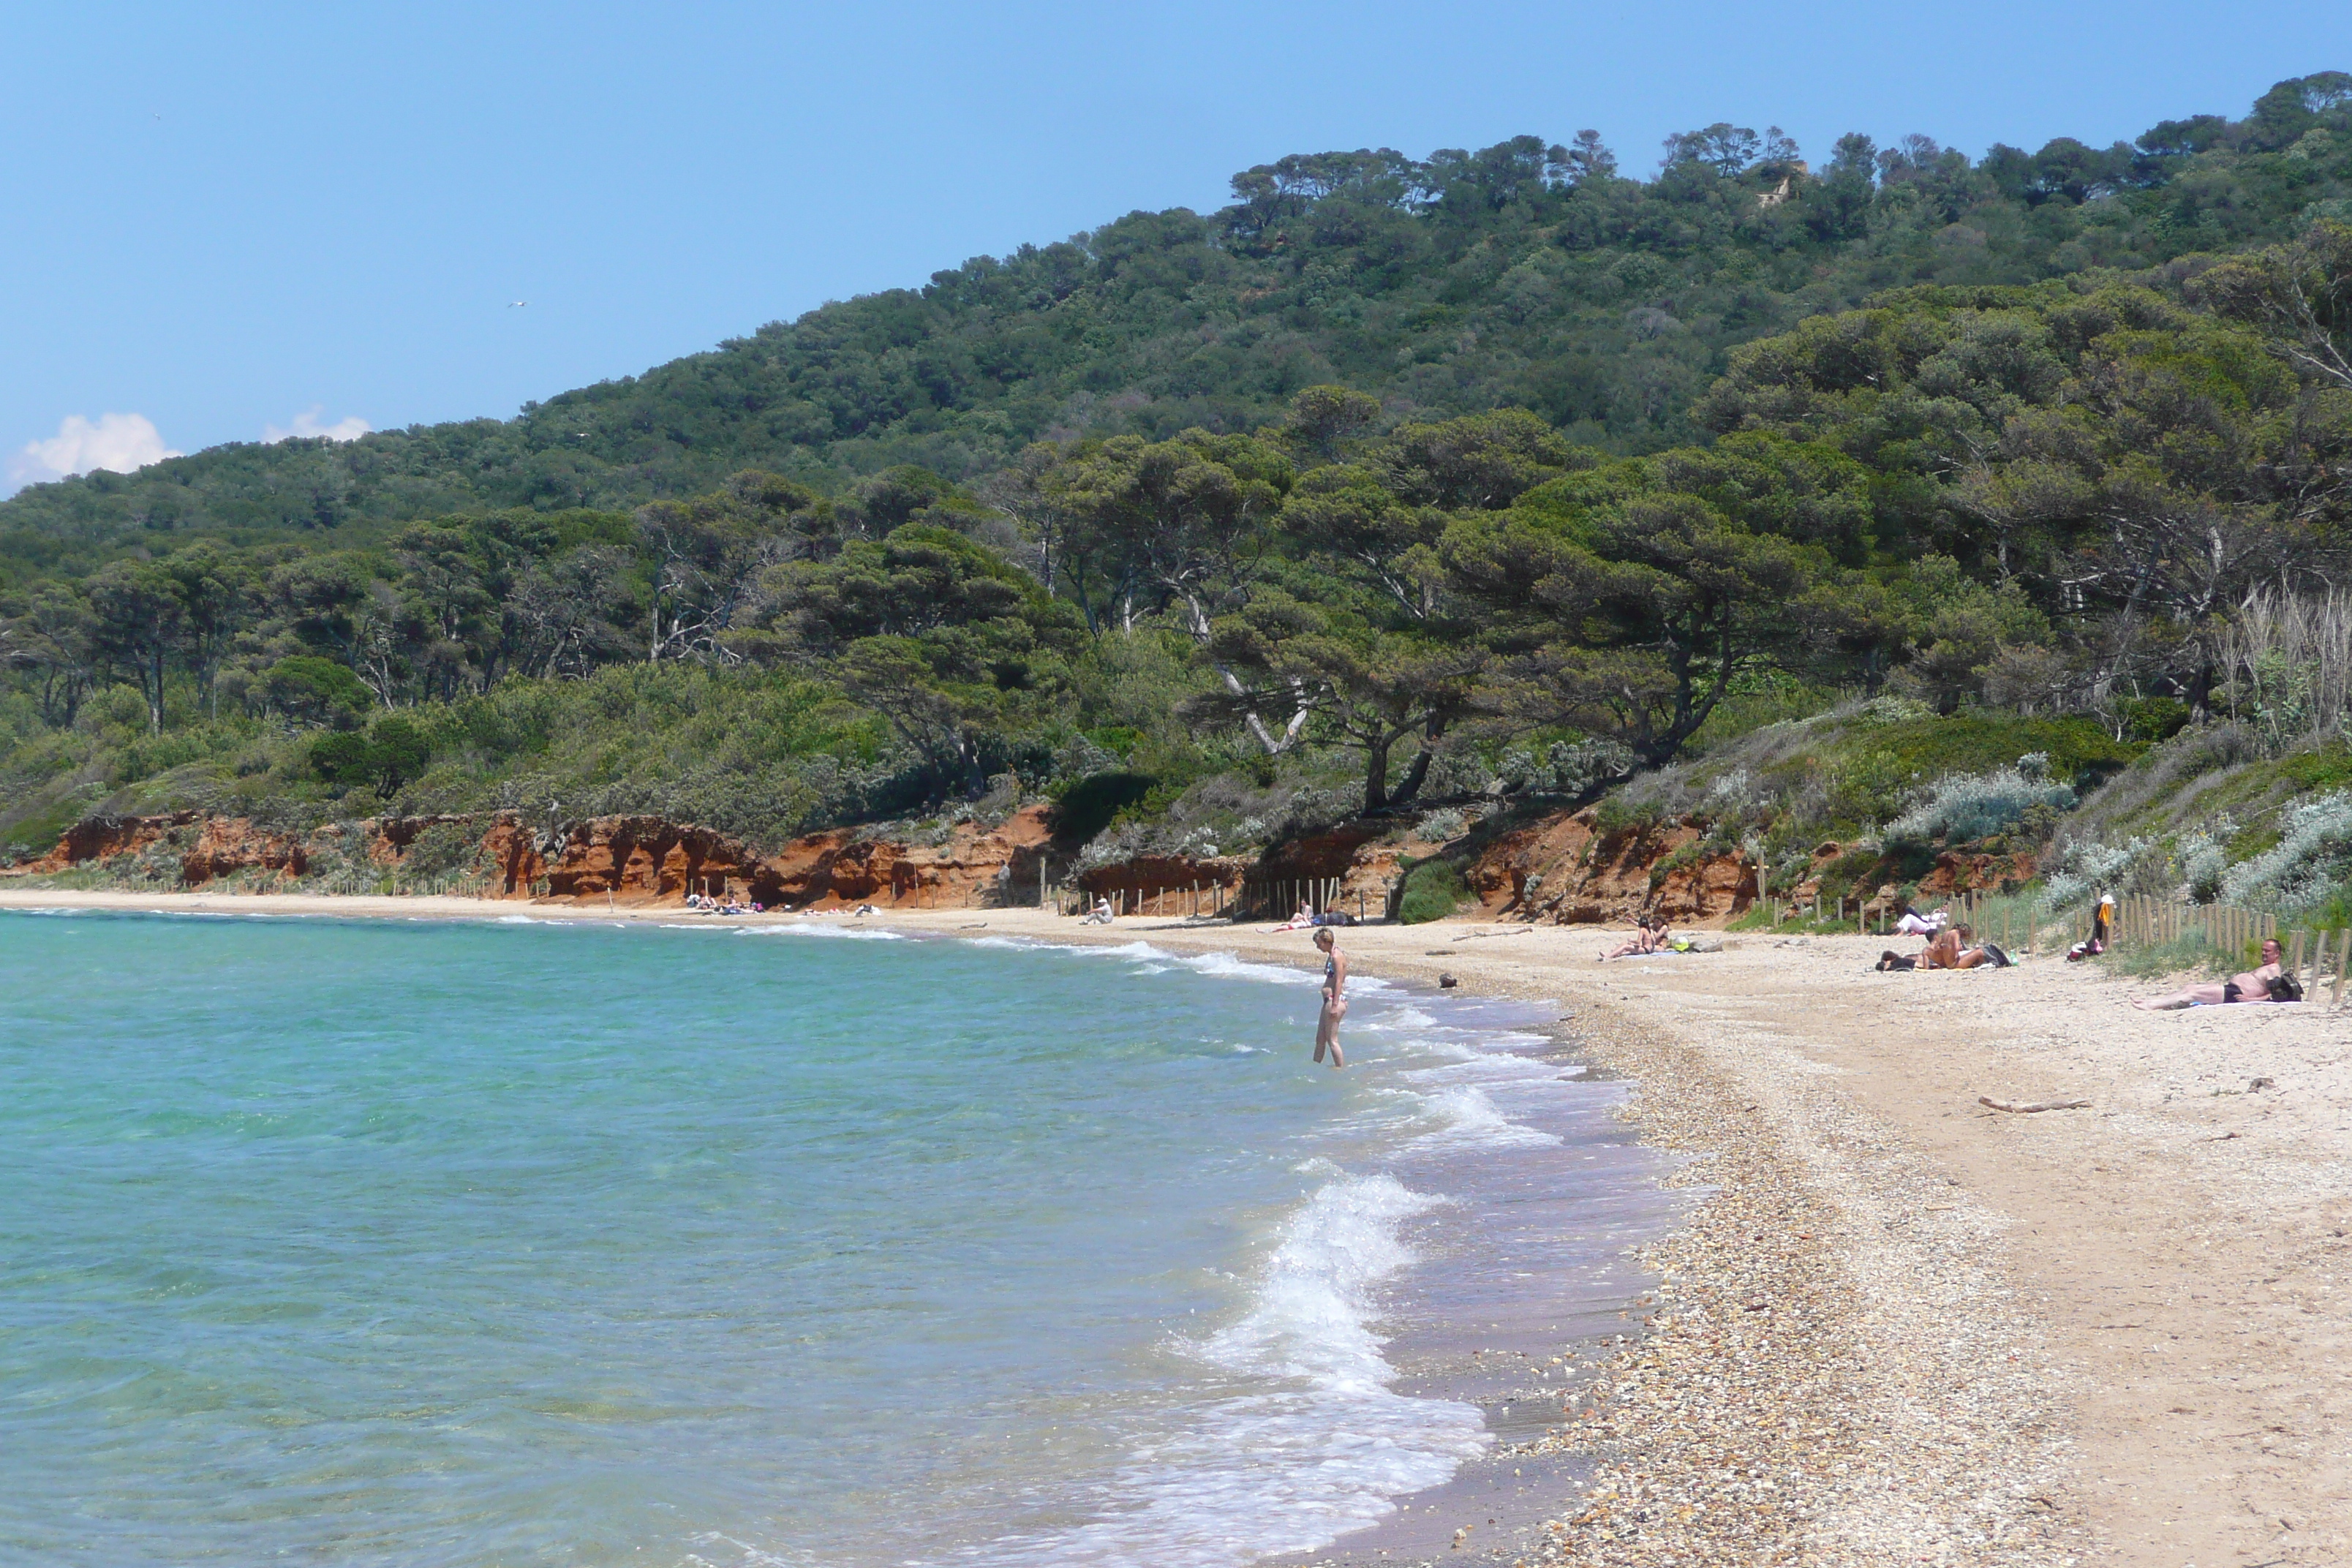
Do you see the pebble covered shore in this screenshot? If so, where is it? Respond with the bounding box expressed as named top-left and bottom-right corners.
top-left (1507, 1002), bottom-right (2089, 1568)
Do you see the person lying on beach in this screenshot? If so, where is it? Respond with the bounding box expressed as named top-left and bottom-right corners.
top-left (1598, 916), bottom-right (1666, 960)
top-left (1312, 927), bottom-right (1346, 1070)
top-left (2132, 938), bottom-right (2299, 1009)
top-left (1272, 902), bottom-right (1318, 932)
top-left (1893, 905), bottom-right (1948, 936)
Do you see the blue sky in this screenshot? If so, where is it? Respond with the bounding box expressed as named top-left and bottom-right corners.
top-left (4, 1), bottom-right (2345, 493)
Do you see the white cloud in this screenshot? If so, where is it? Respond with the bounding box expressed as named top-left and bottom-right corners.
top-left (264, 407), bottom-right (372, 444)
top-left (8, 412), bottom-right (182, 490)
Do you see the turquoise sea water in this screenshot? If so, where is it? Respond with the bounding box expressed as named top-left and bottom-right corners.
top-left (0, 911), bottom-right (1667, 1567)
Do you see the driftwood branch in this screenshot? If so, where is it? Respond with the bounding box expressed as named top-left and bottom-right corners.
top-left (1979, 1096), bottom-right (2092, 1114)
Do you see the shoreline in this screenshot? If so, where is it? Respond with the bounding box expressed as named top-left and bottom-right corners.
top-left (10, 890), bottom-right (2352, 1564)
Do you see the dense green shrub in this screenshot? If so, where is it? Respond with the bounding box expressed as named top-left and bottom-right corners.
top-left (1884, 766), bottom-right (2078, 849)
top-left (2222, 791), bottom-right (2352, 912)
top-left (263, 657), bottom-right (372, 728)
top-left (311, 715), bottom-right (431, 799)
top-left (1396, 859), bottom-right (1470, 924)
top-left (1049, 771), bottom-right (1158, 843)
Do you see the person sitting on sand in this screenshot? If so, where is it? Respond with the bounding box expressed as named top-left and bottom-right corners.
top-left (1084, 896), bottom-right (1114, 924)
top-left (2067, 894), bottom-right (2114, 962)
top-left (2133, 938), bottom-right (2299, 1009)
top-left (1919, 923), bottom-right (2010, 970)
top-left (1312, 927), bottom-right (1346, 1070)
top-left (1599, 915), bottom-right (1665, 961)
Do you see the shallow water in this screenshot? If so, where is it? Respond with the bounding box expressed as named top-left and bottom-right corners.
top-left (0, 912), bottom-right (1673, 1567)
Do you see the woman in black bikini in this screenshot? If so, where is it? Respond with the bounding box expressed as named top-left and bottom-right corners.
top-left (1312, 927), bottom-right (1346, 1069)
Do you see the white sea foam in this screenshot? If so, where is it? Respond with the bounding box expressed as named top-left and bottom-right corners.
top-left (1173, 949), bottom-right (1321, 987)
top-left (1062, 940), bottom-right (1177, 963)
top-left (738, 923), bottom-right (905, 941)
top-left (1401, 1050), bottom-right (1567, 1085)
top-left (1352, 1003), bottom-right (1445, 1039)
top-left (1388, 1034), bottom-right (1484, 1061)
top-left (962, 1173), bottom-right (1485, 1567)
top-left (1407, 1084), bottom-right (1562, 1153)
top-left (1196, 1172), bottom-right (1432, 1384)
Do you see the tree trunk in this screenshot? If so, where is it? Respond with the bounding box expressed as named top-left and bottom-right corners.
top-left (1362, 735), bottom-right (1392, 816)
top-left (1389, 747), bottom-right (1435, 810)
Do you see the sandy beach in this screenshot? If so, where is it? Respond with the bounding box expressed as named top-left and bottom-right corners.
top-left (8, 888), bottom-right (2347, 1566)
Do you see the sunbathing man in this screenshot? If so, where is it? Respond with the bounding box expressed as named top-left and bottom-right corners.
top-left (2133, 938), bottom-right (2296, 1009)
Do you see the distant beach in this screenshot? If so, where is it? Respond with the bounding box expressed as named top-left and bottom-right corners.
top-left (4, 889), bottom-right (2346, 1565)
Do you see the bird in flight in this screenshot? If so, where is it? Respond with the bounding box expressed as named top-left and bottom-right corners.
top-left (508, 300), bottom-right (528, 308)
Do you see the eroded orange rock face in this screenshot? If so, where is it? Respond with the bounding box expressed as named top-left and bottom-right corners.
top-left (179, 818), bottom-right (313, 884)
top-left (478, 818), bottom-right (546, 897)
top-left (1916, 848), bottom-right (2039, 896)
top-left (30, 812), bottom-right (201, 872)
top-left (16, 795), bottom-right (2026, 924)
top-left (535, 816), bottom-right (756, 902)
top-left (761, 804), bottom-right (1059, 908)
top-left (521, 802), bottom-right (1069, 908)
top-left (20, 803), bottom-right (1074, 909)
top-left (1463, 806), bottom-right (1759, 927)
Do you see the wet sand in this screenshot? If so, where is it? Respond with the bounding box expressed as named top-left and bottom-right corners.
top-left (9, 889), bottom-right (2348, 1564)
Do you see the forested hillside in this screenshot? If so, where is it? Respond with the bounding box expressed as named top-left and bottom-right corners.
top-left (7, 72), bottom-right (2352, 925)
top-left (7, 72), bottom-right (2351, 562)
